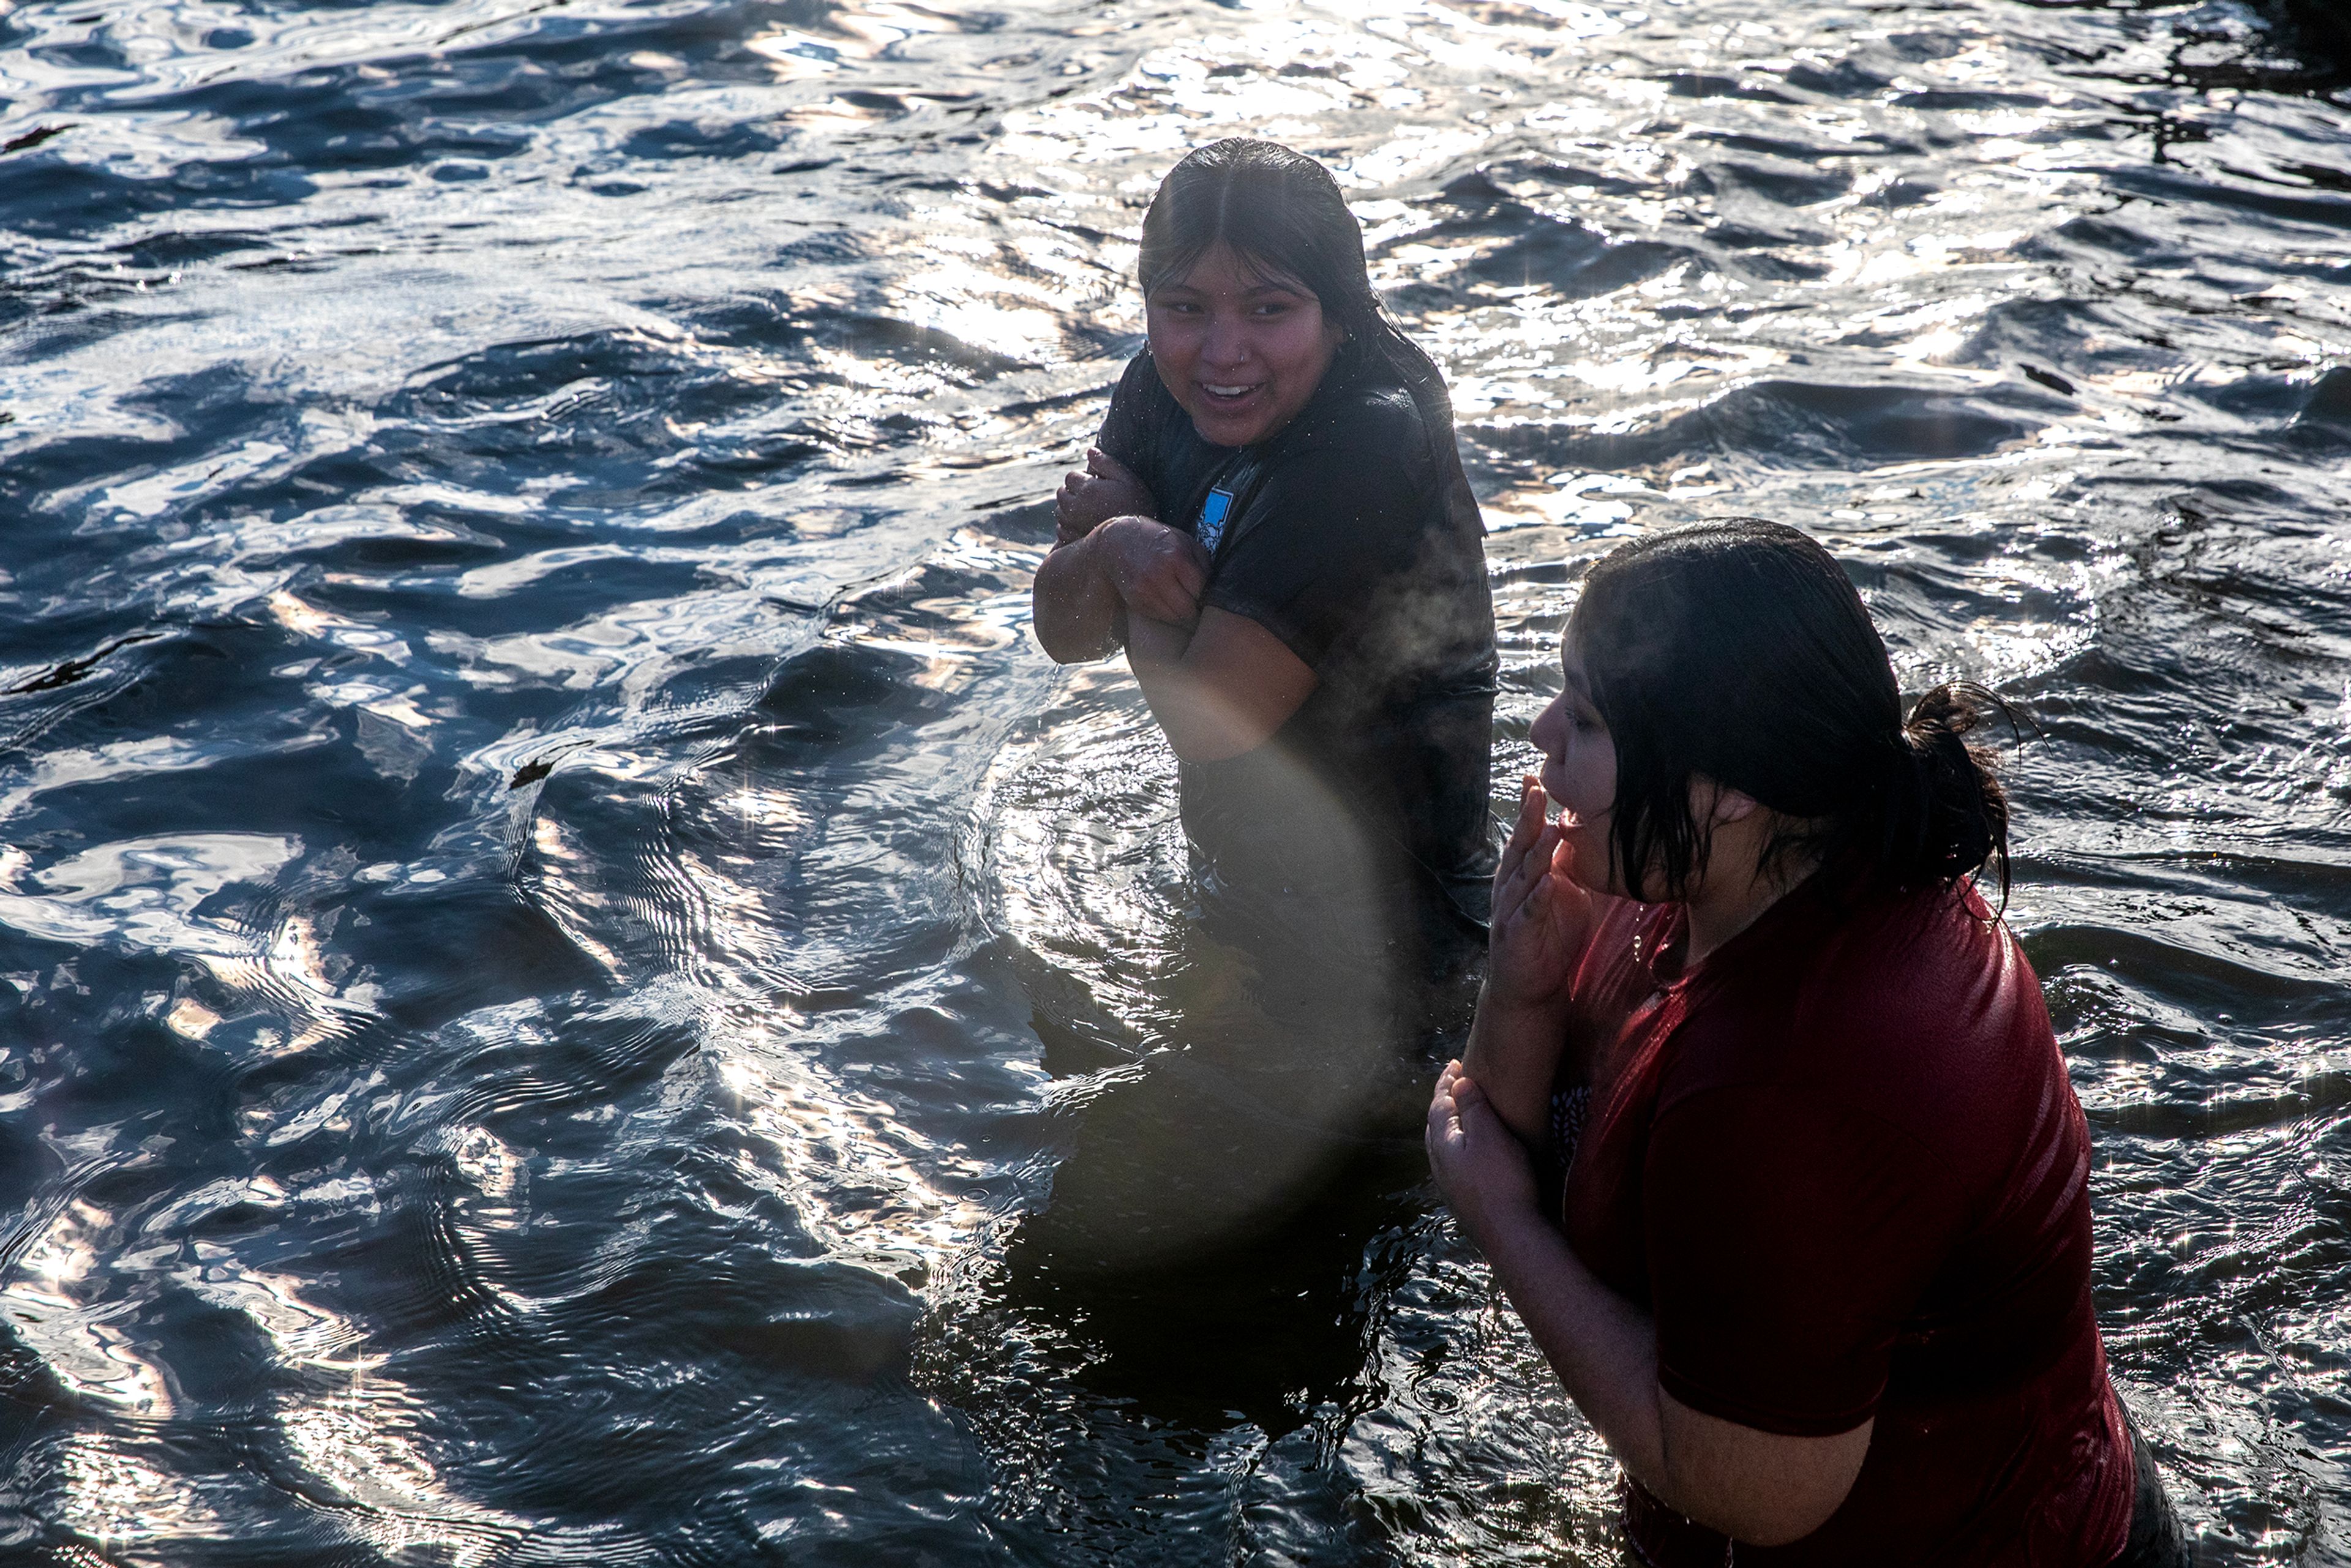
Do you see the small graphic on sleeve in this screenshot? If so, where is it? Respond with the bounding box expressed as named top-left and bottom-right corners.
top-left (1198, 487), bottom-right (1234, 553)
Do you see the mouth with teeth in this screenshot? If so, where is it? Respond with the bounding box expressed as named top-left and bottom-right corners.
top-left (1198, 380), bottom-right (1264, 407)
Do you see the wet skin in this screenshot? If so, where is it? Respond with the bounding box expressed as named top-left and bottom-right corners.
top-left (1528, 646), bottom-right (1621, 899)
top-left (1145, 242), bottom-right (1344, 449)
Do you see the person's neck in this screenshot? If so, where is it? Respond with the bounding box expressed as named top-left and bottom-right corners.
top-left (1682, 839), bottom-right (1820, 969)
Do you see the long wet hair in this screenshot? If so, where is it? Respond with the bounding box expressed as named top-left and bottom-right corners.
top-left (1570, 519), bottom-right (2011, 905)
top-left (1136, 138), bottom-right (1453, 429)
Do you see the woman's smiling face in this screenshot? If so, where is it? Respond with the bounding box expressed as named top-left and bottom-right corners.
top-left (1146, 242), bottom-right (1344, 449)
top-left (1528, 641), bottom-right (1622, 897)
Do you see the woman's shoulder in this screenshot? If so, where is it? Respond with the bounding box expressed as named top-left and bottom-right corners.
top-left (1251, 380), bottom-right (1438, 515)
top-left (1649, 882), bottom-right (2077, 1300)
top-left (1109, 346), bottom-right (1174, 408)
top-left (1286, 373), bottom-right (1428, 455)
top-left (1799, 880), bottom-right (2030, 1030)
top-left (1664, 880), bottom-right (2052, 1132)
top-left (1100, 347), bottom-right (1187, 468)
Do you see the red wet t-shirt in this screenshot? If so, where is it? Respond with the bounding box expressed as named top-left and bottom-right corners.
top-left (1558, 877), bottom-right (2133, 1566)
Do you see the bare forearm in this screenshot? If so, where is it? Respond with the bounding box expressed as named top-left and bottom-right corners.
top-left (1124, 611), bottom-right (1193, 667)
top-left (1032, 533), bottom-right (1122, 662)
top-left (1432, 1063), bottom-right (1873, 1548)
top-left (1478, 1209), bottom-right (1671, 1490)
top-left (1463, 992), bottom-right (1573, 1146)
top-left (1475, 1207), bottom-right (1867, 1543)
top-left (1124, 609), bottom-right (1316, 765)
top-left (1125, 615), bottom-right (1212, 754)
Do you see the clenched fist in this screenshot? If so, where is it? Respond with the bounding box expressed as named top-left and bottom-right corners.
top-left (1056, 447), bottom-right (1158, 546)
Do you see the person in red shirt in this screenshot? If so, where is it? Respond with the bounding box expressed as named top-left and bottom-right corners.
top-left (1425, 520), bottom-right (2188, 1564)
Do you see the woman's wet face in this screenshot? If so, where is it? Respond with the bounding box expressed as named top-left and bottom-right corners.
top-left (1529, 641), bottom-right (1621, 896)
top-left (1146, 242), bottom-right (1344, 449)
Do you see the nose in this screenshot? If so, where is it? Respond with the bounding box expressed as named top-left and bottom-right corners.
top-left (1529, 691), bottom-right (1567, 761)
top-left (1200, 310), bottom-right (1250, 369)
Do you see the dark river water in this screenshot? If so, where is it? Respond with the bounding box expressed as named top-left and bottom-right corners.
top-left (2, 0), bottom-right (2349, 1561)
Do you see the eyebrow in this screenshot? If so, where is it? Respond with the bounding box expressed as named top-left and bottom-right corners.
top-left (1152, 277), bottom-right (1315, 298)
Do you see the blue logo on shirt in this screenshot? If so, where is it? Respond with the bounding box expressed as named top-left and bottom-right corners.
top-left (1198, 487), bottom-right (1234, 553)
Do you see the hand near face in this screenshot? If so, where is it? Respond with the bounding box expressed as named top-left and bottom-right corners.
top-left (1486, 777), bottom-right (1601, 1016)
top-left (1056, 448), bottom-right (1157, 546)
top-left (1427, 1059), bottom-right (1540, 1241)
top-left (1098, 514), bottom-right (1211, 628)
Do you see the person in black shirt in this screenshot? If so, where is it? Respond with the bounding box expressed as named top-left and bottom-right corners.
top-left (1032, 139), bottom-right (1498, 940)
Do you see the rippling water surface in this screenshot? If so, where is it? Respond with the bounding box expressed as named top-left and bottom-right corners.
top-left (2, 0), bottom-right (2348, 1559)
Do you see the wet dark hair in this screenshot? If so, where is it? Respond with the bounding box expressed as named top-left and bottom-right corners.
top-left (1568, 519), bottom-right (2012, 905)
top-left (1136, 138), bottom-right (1449, 421)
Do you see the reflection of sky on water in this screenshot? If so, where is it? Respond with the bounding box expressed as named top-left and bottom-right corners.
top-left (6, 1192), bottom-right (531, 1563)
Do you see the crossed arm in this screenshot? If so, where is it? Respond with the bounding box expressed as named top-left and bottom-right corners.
top-left (1427, 785), bottom-right (1873, 1548)
top-left (1030, 448), bottom-right (1316, 762)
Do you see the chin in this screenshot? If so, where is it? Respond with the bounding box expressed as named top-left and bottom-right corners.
top-left (1560, 823), bottom-right (1619, 891)
top-left (1188, 410), bottom-right (1265, 446)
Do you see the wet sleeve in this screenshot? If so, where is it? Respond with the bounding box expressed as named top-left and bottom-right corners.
top-left (1095, 351), bottom-right (1162, 495)
top-left (1202, 399), bottom-right (1430, 670)
top-left (1642, 1084), bottom-right (1955, 1436)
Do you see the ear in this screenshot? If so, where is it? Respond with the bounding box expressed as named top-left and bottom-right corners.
top-left (1705, 782), bottom-right (1761, 825)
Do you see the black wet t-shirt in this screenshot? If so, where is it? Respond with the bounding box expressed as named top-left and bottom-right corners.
top-left (1095, 347), bottom-right (1498, 913)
